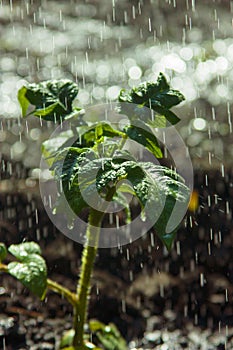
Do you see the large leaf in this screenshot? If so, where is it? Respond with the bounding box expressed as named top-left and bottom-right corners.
top-left (118, 72), bottom-right (184, 125)
top-left (111, 161), bottom-right (189, 250)
top-left (8, 242), bottom-right (47, 299)
top-left (123, 120), bottom-right (163, 158)
top-left (138, 164), bottom-right (190, 250)
top-left (18, 80), bottom-right (79, 121)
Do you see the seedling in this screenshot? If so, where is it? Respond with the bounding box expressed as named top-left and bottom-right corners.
top-left (0, 73), bottom-right (190, 349)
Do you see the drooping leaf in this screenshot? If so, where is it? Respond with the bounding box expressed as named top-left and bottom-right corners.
top-left (138, 163), bottom-right (190, 250)
top-left (118, 72), bottom-right (184, 126)
top-left (7, 242), bottom-right (47, 299)
top-left (51, 148), bottom-right (96, 190)
top-left (8, 254), bottom-right (47, 299)
top-left (123, 120), bottom-right (163, 158)
top-left (0, 243), bottom-right (7, 262)
top-left (113, 191), bottom-right (131, 224)
top-left (17, 80), bottom-right (79, 121)
top-left (148, 105), bottom-right (180, 126)
top-left (108, 161), bottom-right (189, 250)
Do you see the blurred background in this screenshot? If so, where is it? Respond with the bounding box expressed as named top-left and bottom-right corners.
top-left (0, 1), bottom-right (233, 349)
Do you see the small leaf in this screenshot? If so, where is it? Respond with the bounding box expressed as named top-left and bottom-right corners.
top-left (8, 242), bottom-right (42, 260)
top-left (17, 86), bottom-right (30, 117)
top-left (90, 320), bottom-right (127, 350)
top-left (123, 120), bottom-right (163, 158)
top-left (89, 320), bottom-right (106, 332)
top-left (80, 122), bottom-right (125, 147)
top-left (0, 243), bottom-right (7, 262)
top-left (59, 329), bottom-right (75, 348)
top-left (8, 254), bottom-right (47, 299)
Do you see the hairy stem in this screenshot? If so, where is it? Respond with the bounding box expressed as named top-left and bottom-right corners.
top-left (72, 208), bottom-right (104, 348)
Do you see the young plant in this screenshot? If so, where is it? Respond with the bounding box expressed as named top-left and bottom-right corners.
top-left (0, 73), bottom-right (190, 349)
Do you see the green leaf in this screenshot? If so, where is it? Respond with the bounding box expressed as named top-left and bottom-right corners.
top-left (123, 120), bottom-right (163, 158)
top-left (113, 191), bottom-right (131, 224)
top-left (7, 242), bottom-right (47, 299)
top-left (79, 122), bottom-right (125, 148)
top-left (112, 161), bottom-right (189, 250)
top-left (89, 320), bottom-right (106, 332)
top-left (138, 164), bottom-right (190, 250)
top-left (41, 130), bottom-right (75, 166)
top-left (17, 86), bottom-right (29, 117)
top-left (59, 329), bottom-right (75, 349)
top-left (51, 143), bottom-right (189, 251)
top-left (89, 320), bottom-right (127, 350)
top-left (18, 80), bottom-right (79, 122)
top-left (149, 105), bottom-right (180, 126)
top-left (118, 72), bottom-right (184, 126)
top-left (59, 329), bottom-right (102, 350)
top-left (0, 243), bottom-right (7, 262)
top-left (8, 254), bottom-right (47, 299)
top-left (8, 242), bottom-right (41, 259)
top-left (51, 148), bottom-right (95, 188)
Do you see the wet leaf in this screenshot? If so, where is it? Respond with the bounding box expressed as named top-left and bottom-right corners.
top-left (51, 146), bottom-right (189, 249)
top-left (138, 164), bottom-right (190, 250)
top-left (18, 80), bottom-right (79, 121)
top-left (123, 120), bottom-right (163, 158)
top-left (8, 254), bottom-right (47, 299)
top-left (8, 242), bottom-right (42, 259)
top-left (118, 72), bottom-right (184, 125)
top-left (8, 242), bottom-right (47, 299)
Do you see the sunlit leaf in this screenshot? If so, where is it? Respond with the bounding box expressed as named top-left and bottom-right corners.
top-left (118, 72), bottom-right (184, 125)
top-left (17, 80), bottom-right (79, 121)
top-left (17, 86), bottom-right (29, 117)
top-left (123, 120), bottom-right (163, 158)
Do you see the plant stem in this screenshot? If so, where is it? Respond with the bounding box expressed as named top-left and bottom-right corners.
top-left (0, 263), bottom-right (78, 306)
top-left (47, 279), bottom-right (78, 306)
top-left (72, 208), bottom-right (104, 349)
